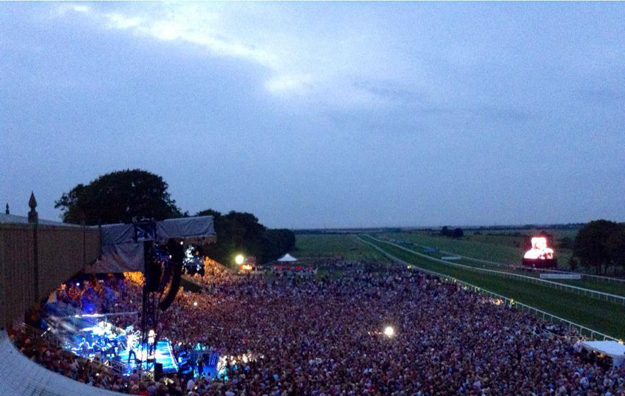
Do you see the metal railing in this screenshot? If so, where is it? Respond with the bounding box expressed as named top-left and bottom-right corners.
top-left (358, 236), bottom-right (619, 342)
top-left (378, 235), bottom-right (625, 284)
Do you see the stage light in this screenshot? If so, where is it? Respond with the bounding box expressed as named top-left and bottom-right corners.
top-left (193, 301), bottom-right (198, 307)
top-left (383, 326), bottom-right (395, 338)
top-left (235, 254), bottom-right (245, 265)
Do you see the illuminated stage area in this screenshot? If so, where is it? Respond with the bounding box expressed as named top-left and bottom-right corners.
top-left (117, 339), bottom-right (179, 375)
top-left (47, 314), bottom-right (181, 376)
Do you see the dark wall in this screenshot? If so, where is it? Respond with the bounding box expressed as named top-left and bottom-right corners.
top-left (0, 224), bottom-right (100, 329)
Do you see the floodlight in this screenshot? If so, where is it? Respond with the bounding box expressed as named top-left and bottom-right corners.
top-left (384, 326), bottom-right (395, 338)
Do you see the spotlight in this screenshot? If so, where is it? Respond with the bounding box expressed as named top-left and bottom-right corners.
top-left (193, 301), bottom-right (198, 307)
top-left (383, 326), bottom-right (395, 338)
top-left (235, 254), bottom-right (245, 265)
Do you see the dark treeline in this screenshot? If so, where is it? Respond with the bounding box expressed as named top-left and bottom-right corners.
top-left (572, 220), bottom-right (625, 274)
top-left (55, 169), bottom-right (295, 265)
top-left (196, 209), bottom-right (295, 265)
top-left (440, 226), bottom-right (464, 238)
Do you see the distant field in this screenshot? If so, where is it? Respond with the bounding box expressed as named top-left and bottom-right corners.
top-left (377, 232), bottom-right (624, 296)
top-left (360, 235), bottom-right (625, 339)
top-left (382, 231), bottom-right (575, 268)
top-left (292, 234), bottom-right (390, 262)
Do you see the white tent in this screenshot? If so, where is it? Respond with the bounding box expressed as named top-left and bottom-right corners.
top-left (277, 253), bottom-right (298, 263)
top-left (581, 341), bottom-right (625, 367)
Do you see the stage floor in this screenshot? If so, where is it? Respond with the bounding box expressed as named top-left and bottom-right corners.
top-left (117, 340), bottom-right (179, 375)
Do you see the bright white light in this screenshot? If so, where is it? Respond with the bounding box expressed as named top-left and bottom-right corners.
top-left (193, 301), bottom-right (198, 307)
top-left (524, 236), bottom-right (554, 260)
top-left (383, 326), bottom-right (395, 338)
top-left (235, 254), bottom-right (245, 265)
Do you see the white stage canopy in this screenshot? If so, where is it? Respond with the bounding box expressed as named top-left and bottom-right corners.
top-left (277, 253), bottom-right (298, 262)
top-left (581, 341), bottom-right (625, 367)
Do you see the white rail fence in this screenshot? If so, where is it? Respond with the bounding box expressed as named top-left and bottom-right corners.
top-left (358, 236), bottom-right (619, 342)
top-left (368, 236), bottom-right (625, 306)
top-left (382, 236), bottom-right (625, 284)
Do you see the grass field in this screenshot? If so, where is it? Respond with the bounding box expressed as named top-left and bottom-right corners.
top-left (377, 236), bottom-right (625, 296)
top-left (361, 235), bottom-right (625, 339)
top-left (381, 231), bottom-right (575, 268)
top-left (292, 234), bottom-right (391, 262)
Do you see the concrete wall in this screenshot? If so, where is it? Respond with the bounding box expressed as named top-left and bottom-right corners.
top-left (0, 224), bottom-right (100, 329)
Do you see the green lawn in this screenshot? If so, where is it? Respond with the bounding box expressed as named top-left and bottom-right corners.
top-left (381, 231), bottom-right (575, 268)
top-left (292, 234), bottom-right (390, 263)
top-left (361, 235), bottom-right (625, 339)
top-left (378, 232), bottom-right (625, 296)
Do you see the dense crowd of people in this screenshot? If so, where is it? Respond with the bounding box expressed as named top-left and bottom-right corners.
top-left (10, 259), bottom-right (625, 395)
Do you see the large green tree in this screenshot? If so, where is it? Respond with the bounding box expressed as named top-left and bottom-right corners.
top-left (573, 220), bottom-right (621, 274)
top-left (262, 229), bottom-right (296, 262)
top-left (606, 227), bottom-right (625, 270)
top-left (196, 209), bottom-right (294, 265)
top-left (55, 169), bottom-right (183, 225)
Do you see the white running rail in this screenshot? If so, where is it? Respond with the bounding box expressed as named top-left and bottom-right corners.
top-left (366, 236), bottom-right (625, 305)
top-left (357, 236), bottom-right (619, 342)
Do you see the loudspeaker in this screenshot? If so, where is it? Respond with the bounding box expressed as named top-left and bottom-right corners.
top-left (154, 362), bottom-right (163, 380)
top-left (145, 243), bottom-right (161, 292)
top-left (159, 262), bottom-right (182, 311)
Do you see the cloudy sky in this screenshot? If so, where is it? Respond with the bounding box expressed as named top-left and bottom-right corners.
top-left (1, 2), bottom-right (624, 228)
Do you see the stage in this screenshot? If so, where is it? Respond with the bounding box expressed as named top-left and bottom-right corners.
top-left (42, 310), bottom-right (227, 380)
top-left (48, 314), bottom-right (180, 376)
top-left (117, 340), bottom-right (179, 375)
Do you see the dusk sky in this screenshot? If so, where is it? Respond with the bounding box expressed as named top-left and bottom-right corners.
top-left (1, 2), bottom-right (624, 229)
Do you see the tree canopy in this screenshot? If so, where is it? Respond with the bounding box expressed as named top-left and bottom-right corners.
top-left (197, 209), bottom-right (294, 266)
top-left (441, 226), bottom-right (464, 239)
top-left (606, 227), bottom-right (625, 270)
top-left (55, 169), bottom-right (183, 225)
top-left (56, 169), bottom-right (294, 266)
top-left (573, 220), bottom-right (624, 274)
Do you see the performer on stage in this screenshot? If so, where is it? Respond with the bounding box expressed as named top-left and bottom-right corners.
top-left (147, 329), bottom-right (157, 357)
top-left (78, 338), bottom-right (91, 357)
top-left (127, 333), bottom-right (139, 365)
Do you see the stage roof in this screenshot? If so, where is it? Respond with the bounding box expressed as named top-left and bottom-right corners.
top-left (87, 216), bottom-right (216, 274)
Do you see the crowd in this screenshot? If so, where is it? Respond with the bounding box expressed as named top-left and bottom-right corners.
top-left (10, 259), bottom-right (625, 396)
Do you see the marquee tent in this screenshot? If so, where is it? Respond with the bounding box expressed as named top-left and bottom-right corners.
top-left (581, 341), bottom-right (625, 367)
top-left (277, 253), bottom-right (298, 263)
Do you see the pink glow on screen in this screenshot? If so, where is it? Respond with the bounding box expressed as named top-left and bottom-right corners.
top-left (524, 236), bottom-right (554, 260)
